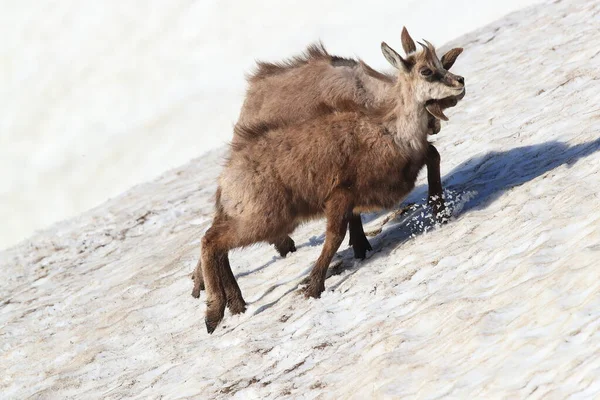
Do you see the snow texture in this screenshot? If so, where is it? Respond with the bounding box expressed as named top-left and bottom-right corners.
top-left (2, 0), bottom-right (600, 398)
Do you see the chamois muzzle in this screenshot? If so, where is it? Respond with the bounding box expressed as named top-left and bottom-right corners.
top-left (443, 71), bottom-right (465, 93)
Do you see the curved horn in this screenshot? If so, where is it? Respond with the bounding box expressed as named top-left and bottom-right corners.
top-left (417, 41), bottom-right (432, 58)
top-left (423, 39), bottom-right (436, 52)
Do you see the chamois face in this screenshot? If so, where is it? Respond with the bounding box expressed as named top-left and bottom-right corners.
top-left (381, 28), bottom-right (465, 104)
top-left (410, 41), bottom-right (465, 102)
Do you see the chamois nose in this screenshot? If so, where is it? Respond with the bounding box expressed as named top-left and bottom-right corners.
top-left (456, 76), bottom-right (465, 85)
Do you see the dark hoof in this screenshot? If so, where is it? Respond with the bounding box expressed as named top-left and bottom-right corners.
top-left (205, 313), bottom-right (223, 334)
top-left (191, 287), bottom-right (201, 299)
top-left (191, 277), bottom-right (205, 298)
top-left (352, 238), bottom-right (373, 260)
top-left (434, 213), bottom-right (450, 225)
top-left (205, 301), bottom-right (225, 334)
top-left (205, 318), bottom-right (218, 334)
top-left (429, 198), bottom-right (449, 225)
top-left (227, 297), bottom-right (247, 315)
top-left (274, 236), bottom-right (297, 258)
top-left (303, 282), bottom-right (325, 299)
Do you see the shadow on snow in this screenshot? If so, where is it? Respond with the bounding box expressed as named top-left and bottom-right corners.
top-left (239, 138), bottom-right (600, 308)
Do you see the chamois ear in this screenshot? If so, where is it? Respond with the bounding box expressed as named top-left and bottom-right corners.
top-left (425, 102), bottom-right (449, 121)
top-left (441, 47), bottom-right (463, 70)
top-left (401, 27), bottom-right (416, 54)
top-left (381, 42), bottom-right (409, 71)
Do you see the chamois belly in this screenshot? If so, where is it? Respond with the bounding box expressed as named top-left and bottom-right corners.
top-left (354, 153), bottom-right (426, 211)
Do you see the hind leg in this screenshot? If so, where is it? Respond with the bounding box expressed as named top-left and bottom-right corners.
top-left (193, 234), bottom-right (296, 299)
top-left (220, 251), bottom-right (247, 315)
top-left (191, 257), bottom-right (204, 298)
top-left (305, 189), bottom-right (353, 298)
top-left (270, 235), bottom-right (297, 257)
top-left (193, 250), bottom-right (246, 315)
top-left (201, 222), bottom-right (235, 334)
top-left (202, 211), bottom-right (290, 332)
top-left (348, 213), bottom-right (372, 259)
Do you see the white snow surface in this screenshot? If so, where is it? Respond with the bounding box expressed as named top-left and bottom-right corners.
top-left (2, 0), bottom-right (600, 398)
top-left (1, 0), bottom-right (543, 249)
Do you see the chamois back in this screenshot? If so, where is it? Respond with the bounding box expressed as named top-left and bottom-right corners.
top-left (248, 42), bottom-right (357, 82)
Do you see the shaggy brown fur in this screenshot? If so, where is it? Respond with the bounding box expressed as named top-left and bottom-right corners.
top-left (237, 30), bottom-right (463, 256)
top-left (248, 42), bottom-right (356, 82)
top-left (198, 40), bottom-right (465, 333)
top-left (192, 28), bottom-right (465, 296)
top-left (240, 31), bottom-right (462, 135)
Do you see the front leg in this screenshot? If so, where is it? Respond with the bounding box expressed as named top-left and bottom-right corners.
top-left (428, 117), bottom-right (441, 135)
top-left (348, 213), bottom-right (372, 259)
top-left (425, 144), bottom-right (448, 223)
top-left (305, 189), bottom-right (353, 298)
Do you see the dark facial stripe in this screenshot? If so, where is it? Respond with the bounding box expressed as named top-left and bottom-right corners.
top-left (423, 70), bottom-right (443, 82)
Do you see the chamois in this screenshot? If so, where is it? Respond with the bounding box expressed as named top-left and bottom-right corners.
top-left (191, 28), bottom-right (464, 297)
top-left (199, 39), bottom-right (465, 333)
top-left (237, 27), bottom-right (463, 259)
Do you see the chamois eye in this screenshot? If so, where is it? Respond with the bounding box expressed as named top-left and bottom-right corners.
top-left (420, 68), bottom-right (432, 77)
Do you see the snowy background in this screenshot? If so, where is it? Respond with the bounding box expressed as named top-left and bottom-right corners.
top-left (2, 0), bottom-right (600, 398)
top-left (1, 0), bottom-right (543, 249)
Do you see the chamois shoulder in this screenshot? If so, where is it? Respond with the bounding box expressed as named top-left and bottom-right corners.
top-left (248, 42), bottom-right (358, 82)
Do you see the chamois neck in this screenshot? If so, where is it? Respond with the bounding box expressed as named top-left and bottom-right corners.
top-left (386, 76), bottom-right (429, 152)
top-left (355, 65), bottom-right (394, 106)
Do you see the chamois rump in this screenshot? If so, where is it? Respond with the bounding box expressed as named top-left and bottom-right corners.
top-left (199, 38), bottom-right (465, 333)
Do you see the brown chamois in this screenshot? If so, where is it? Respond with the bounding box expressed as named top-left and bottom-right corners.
top-left (237, 27), bottom-right (463, 259)
top-left (199, 39), bottom-right (465, 333)
top-left (191, 29), bottom-right (464, 299)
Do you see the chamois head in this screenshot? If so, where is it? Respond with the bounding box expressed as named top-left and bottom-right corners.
top-left (381, 27), bottom-right (465, 104)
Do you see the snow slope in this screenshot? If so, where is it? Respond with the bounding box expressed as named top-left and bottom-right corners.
top-left (1, 0), bottom-right (543, 249)
top-left (2, 0), bottom-right (600, 398)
